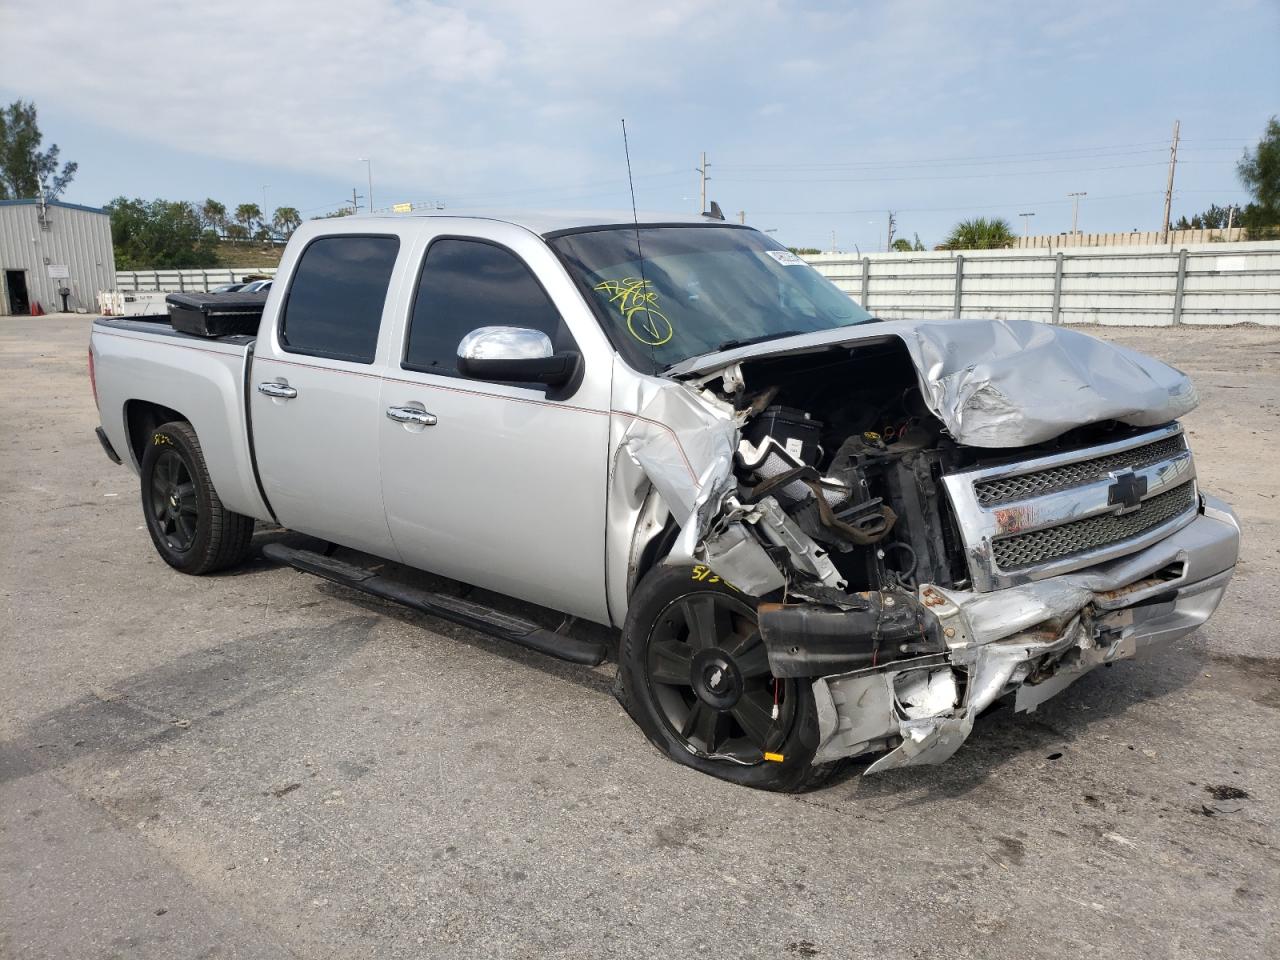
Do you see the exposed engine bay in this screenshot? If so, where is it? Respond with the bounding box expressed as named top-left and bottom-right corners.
top-left (688, 339), bottom-right (1153, 675)
top-left (610, 325), bottom-right (1238, 773)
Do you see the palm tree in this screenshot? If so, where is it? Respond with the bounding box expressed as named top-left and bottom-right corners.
top-left (200, 198), bottom-right (227, 237)
top-left (272, 206), bottom-right (301, 238)
top-left (234, 202), bottom-right (262, 240)
top-left (942, 217), bottom-right (1016, 250)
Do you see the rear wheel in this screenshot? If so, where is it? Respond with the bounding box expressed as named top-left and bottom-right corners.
top-left (140, 420), bottom-right (255, 574)
top-left (616, 563), bottom-right (832, 791)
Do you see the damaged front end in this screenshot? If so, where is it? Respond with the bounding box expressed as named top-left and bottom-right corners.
top-left (613, 320), bottom-right (1239, 774)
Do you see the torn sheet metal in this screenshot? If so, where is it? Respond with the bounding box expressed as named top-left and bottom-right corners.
top-left (606, 365), bottom-right (740, 601)
top-left (666, 318), bottom-right (1198, 448)
top-left (697, 522), bottom-right (787, 596)
top-left (901, 319), bottom-right (1199, 447)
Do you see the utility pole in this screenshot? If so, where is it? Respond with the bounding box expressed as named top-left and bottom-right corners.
top-left (351, 188), bottom-right (364, 215)
top-left (1226, 204), bottom-right (1236, 235)
top-left (360, 158), bottom-right (374, 212)
top-left (886, 210), bottom-right (897, 251)
top-left (830, 229), bottom-right (836, 254)
top-left (1019, 211), bottom-right (1036, 240)
top-left (1161, 119), bottom-right (1181, 242)
top-left (738, 210), bottom-right (745, 224)
top-left (1068, 192), bottom-right (1086, 234)
top-left (695, 152), bottom-right (711, 214)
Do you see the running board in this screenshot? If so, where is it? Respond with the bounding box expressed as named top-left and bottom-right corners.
top-left (261, 543), bottom-right (608, 666)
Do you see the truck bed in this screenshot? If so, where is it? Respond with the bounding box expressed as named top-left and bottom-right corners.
top-left (90, 316), bottom-right (271, 522)
top-left (94, 314), bottom-right (258, 348)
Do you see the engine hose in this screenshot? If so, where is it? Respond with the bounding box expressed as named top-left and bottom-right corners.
top-left (802, 478), bottom-right (898, 546)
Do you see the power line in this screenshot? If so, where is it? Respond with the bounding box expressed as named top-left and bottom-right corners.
top-left (750, 190), bottom-right (1173, 216)
top-left (717, 160), bottom-right (1178, 185)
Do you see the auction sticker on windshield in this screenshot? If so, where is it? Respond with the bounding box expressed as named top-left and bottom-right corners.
top-left (764, 250), bottom-right (806, 266)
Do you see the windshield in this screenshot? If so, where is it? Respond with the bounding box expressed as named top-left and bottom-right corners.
top-left (549, 225), bottom-right (874, 372)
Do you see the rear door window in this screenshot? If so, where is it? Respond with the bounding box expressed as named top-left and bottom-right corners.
top-left (403, 238), bottom-right (570, 376)
top-left (280, 235), bottom-right (400, 363)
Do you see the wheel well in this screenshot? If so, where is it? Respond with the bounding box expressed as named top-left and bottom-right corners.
top-left (632, 517), bottom-right (682, 594)
top-left (125, 400), bottom-right (186, 465)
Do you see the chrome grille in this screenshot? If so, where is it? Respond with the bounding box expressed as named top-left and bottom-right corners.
top-left (941, 425), bottom-right (1200, 591)
top-left (992, 480), bottom-right (1196, 570)
top-left (975, 434), bottom-right (1187, 506)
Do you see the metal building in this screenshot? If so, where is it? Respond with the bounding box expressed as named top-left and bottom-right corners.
top-left (0, 199), bottom-right (116, 315)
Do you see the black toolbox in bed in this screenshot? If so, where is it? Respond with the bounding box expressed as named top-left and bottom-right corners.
top-left (166, 291), bottom-right (267, 337)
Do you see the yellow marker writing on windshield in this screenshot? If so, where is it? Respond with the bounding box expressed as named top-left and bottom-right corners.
top-left (594, 278), bottom-right (673, 346)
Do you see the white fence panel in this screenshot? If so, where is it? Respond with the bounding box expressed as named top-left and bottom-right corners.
top-left (115, 266), bottom-right (277, 293)
top-left (806, 241), bottom-right (1280, 327)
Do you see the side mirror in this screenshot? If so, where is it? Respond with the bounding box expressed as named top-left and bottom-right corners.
top-left (456, 326), bottom-right (579, 387)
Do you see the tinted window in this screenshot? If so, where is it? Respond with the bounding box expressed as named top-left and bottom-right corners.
top-left (404, 239), bottom-right (567, 375)
top-left (550, 226), bottom-right (873, 373)
top-left (280, 235), bottom-right (400, 363)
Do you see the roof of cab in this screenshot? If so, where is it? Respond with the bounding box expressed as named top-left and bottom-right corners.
top-left (340, 209), bottom-right (743, 237)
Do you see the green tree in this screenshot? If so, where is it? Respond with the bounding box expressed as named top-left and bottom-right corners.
top-left (106, 197), bottom-right (220, 269)
top-left (1238, 116), bottom-right (1280, 237)
top-left (1173, 203), bottom-right (1237, 230)
top-left (272, 206), bottom-right (301, 237)
top-left (787, 246), bottom-right (822, 256)
top-left (942, 217), bottom-right (1016, 250)
top-left (234, 202), bottom-right (263, 237)
top-left (890, 238), bottom-right (913, 252)
top-left (0, 100), bottom-right (77, 201)
top-left (200, 198), bottom-right (228, 236)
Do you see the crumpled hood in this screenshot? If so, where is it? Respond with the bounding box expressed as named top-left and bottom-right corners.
top-left (669, 318), bottom-right (1198, 448)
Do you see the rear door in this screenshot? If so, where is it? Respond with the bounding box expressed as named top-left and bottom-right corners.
top-left (250, 229), bottom-right (408, 558)
top-left (377, 226), bottom-right (614, 622)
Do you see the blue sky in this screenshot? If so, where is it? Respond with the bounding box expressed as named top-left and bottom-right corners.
top-left (3, 0), bottom-right (1277, 251)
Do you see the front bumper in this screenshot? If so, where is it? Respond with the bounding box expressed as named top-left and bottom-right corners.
top-left (810, 494), bottom-right (1240, 772)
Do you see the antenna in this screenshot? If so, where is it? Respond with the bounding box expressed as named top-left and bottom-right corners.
top-left (621, 119), bottom-right (661, 364)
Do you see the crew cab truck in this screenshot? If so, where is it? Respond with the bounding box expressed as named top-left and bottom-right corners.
top-left (89, 211), bottom-right (1241, 790)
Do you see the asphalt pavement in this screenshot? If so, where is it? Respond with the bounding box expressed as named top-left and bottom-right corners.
top-left (2, 314), bottom-right (1278, 959)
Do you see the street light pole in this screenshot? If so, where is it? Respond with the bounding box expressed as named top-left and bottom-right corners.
top-left (1019, 211), bottom-right (1036, 240)
top-left (1068, 192), bottom-right (1087, 234)
top-left (359, 158), bottom-right (374, 212)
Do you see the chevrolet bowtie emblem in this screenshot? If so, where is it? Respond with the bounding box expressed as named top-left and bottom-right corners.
top-left (1107, 469), bottom-right (1148, 513)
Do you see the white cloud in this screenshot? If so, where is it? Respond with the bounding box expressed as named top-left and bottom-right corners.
top-left (2, 0), bottom-right (792, 200)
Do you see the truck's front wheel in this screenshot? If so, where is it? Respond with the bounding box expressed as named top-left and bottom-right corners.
top-left (140, 420), bottom-right (254, 575)
top-left (616, 563), bottom-right (833, 791)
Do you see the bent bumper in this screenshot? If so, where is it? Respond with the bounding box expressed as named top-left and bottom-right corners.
top-left (811, 494), bottom-right (1240, 771)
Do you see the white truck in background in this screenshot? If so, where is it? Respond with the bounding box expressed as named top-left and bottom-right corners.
top-left (88, 210), bottom-right (1239, 790)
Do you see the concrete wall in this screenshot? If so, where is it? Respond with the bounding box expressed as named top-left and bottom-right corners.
top-left (0, 200), bottom-right (116, 314)
top-left (807, 240), bottom-right (1280, 327)
top-left (1014, 228), bottom-right (1246, 249)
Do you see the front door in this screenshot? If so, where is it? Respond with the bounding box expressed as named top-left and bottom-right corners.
top-left (5, 270), bottom-right (29, 315)
top-left (378, 234), bottom-right (612, 622)
top-left (250, 231), bottom-right (406, 559)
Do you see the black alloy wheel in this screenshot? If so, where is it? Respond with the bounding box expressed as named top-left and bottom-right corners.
top-left (139, 420), bottom-right (255, 575)
top-left (645, 591), bottom-right (797, 763)
top-left (617, 563), bottom-right (829, 791)
top-left (148, 448), bottom-right (199, 552)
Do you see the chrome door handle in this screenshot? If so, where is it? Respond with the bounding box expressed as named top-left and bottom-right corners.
top-left (258, 381), bottom-right (298, 399)
top-left (386, 405), bottom-right (437, 426)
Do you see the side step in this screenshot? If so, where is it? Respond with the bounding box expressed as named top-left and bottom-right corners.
top-left (262, 543), bottom-right (607, 666)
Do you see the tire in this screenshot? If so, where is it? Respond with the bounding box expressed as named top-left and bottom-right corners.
top-left (615, 563), bottom-right (837, 792)
top-left (139, 420), bottom-right (255, 575)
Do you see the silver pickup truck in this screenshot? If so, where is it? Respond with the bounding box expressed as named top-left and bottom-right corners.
top-left (89, 211), bottom-right (1240, 790)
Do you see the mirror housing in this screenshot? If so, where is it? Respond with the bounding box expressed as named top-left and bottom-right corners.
top-left (456, 326), bottom-right (579, 387)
